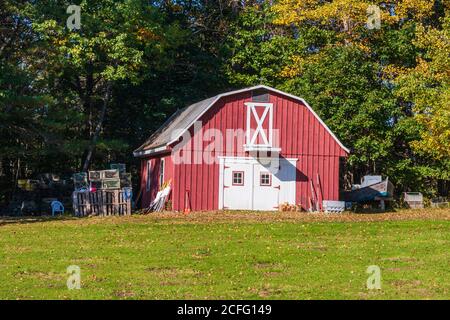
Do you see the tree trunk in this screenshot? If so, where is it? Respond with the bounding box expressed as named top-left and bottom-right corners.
top-left (82, 83), bottom-right (112, 172)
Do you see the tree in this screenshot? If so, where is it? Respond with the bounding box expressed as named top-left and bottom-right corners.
top-left (225, 0), bottom-right (449, 195)
top-left (393, 17), bottom-right (450, 161)
top-left (0, 1), bottom-right (51, 203)
top-left (29, 0), bottom-right (170, 170)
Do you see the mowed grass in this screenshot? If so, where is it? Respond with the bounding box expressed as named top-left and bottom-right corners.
top-left (0, 209), bottom-right (449, 299)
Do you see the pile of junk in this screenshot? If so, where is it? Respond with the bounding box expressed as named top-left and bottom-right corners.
top-left (3, 173), bottom-right (73, 216)
top-left (343, 175), bottom-right (394, 211)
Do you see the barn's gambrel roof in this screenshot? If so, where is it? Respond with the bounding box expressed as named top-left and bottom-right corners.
top-left (133, 85), bottom-right (350, 157)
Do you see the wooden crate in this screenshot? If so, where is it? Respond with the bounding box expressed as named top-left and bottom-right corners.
top-left (72, 189), bottom-right (132, 216)
top-left (89, 171), bottom-right (102, 181)
top-left (103, 169), bottom-right (119, 179)
top-left (102, 179), bottom-right (120, 189)
top-left (431, 197), bottom-right (449, 208)
top-left (403, 192), bottom-right (424, 209)
top-left (90, 179), bottom-right (121, 190)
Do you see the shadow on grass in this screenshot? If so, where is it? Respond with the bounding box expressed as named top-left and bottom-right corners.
top-left (0, 214), bottom-right (81, 227)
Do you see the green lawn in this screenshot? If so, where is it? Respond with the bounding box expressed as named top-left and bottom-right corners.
top-left (0, 209), bottom-right (449, 299)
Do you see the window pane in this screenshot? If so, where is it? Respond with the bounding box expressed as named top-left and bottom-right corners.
top-left (232, 171), bottom-right (243, 185)
top-left (159, 159), bottom-right (165, 186)
top-left (146, 162), bottom-right (151, 191)
top-left (260, 173), bottom-right (271, 186)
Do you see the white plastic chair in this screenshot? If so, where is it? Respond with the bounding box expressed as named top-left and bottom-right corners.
top-left (51, 200), bottom-right (64, 216)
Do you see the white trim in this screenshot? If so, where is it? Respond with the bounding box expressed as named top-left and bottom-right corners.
top-left (164, 85), bottom-right (349, 154)
top-left (133, 145), bottom-right (168, 158)
top-left (259, 85), bottom-right (350, 153)
top-left (146, 161), bottom-right (151, 192)
top-left (269, 101), bottom-right (273, 145)
top-left (250, 161), bottom-right (255, 209)
top-left (246, 103), bottom-right (251, 145)
top-left (159, 158), bottom-right (165, 186)
top-left (245, 102), bottom-right (273, 147)
top-left (251, 106), bottom-right (269, 144)
top-left (218, 156), bottom-right (298, 210)
top-left (218, 156), bottom-right (298, 164)
top-left (218, 157), bottom-right (225, 209)
top-left (243, 145), bottom-right (282, 152)
top-left (167, 86), bottom-right (265, 147)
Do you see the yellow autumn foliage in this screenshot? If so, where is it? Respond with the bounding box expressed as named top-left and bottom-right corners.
top-left (279, 52), bottom-right (325, 78)
top-left (394, 19), bottom-right (450, 159)
top-left (273, 0), bottom-right (439, 28)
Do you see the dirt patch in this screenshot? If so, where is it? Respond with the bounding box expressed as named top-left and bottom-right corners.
top-left (391, 279), bottom-right (422, 287)
top-left (264, 271), bottom-right (282, 277)
top-left (254, 262), bottom-right (281, 269)
top-left (248, 285), bottom-right (283, 298)
top-left (382, 257), bottom-right (418, 262)
top-left (13, 270), bottom-right (62, 281)
top-left (114, 290), bottom-right (135, 298)
top-left (384, 266), bottom-right (418, 272)
top-left (159, 280), bottom-right (185, 286)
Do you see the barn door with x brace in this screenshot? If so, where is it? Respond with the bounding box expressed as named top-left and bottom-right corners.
top-left (244, 102), bottom-right (273, 148)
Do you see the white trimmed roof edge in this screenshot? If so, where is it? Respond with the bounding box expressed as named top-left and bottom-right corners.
top-left (133, 85), bottom-right (350, 157)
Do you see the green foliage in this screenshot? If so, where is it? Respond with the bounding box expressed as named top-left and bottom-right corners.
top-left (224, 2), bottom-right (449, 196)
top-left (0, 0), bottom-right (449, 204)
top-left (0, 0), bottom-right (230, 203)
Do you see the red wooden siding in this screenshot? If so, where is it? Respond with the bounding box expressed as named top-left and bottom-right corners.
top-left (141, 90), bottom-right (347, 211)
top-left (140, 154), bottom-right (174, 208)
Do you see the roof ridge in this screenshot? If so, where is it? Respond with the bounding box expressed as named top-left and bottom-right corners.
top-left (133, 85), bottom-right (350, 157)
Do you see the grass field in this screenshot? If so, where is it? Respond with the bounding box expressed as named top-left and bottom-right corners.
top-left (0, 209), bottom-right (449, 300)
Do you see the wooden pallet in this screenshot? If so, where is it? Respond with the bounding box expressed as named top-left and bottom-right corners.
top-left (72, 188), bottom-right (132, 216)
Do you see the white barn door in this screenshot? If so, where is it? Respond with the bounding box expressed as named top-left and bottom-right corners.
top-left (219, 157), bottom-right (297, 211)
top-left (221, 162), bottom-right (253, 210)
top-left (252, 163), bottom-right (279, 210)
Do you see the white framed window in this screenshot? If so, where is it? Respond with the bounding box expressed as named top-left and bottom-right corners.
top-left (260, 172), bottom-right (271, 186)
top-left (232, 171), bottom-right (244, 186)
top-left (146, 161), bottom-right (151, 191)
top-left (244, 102), bottom-right (273, 147)
top-left (159, 159), bottom-right (165, 186)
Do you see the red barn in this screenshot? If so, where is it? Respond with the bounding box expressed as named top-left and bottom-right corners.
top-left (134, 85), bottom-right (349, 211)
